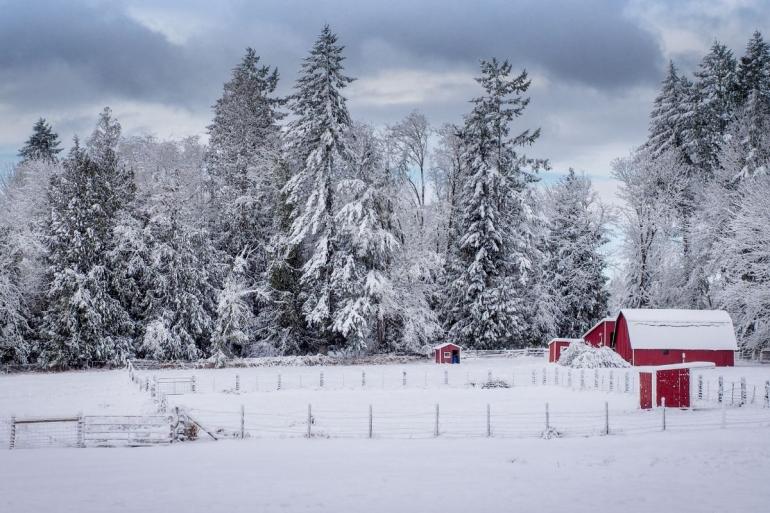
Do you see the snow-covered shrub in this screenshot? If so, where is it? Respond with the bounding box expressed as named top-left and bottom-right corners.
top-left (558, 340), bottom-right (629, 368)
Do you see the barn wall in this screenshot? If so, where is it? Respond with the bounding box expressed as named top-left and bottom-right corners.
top-left (633, 349), bottom-right (735, 367)
top-left (614, 314), bottom-right (633, 363)
top-left (584, 320), bottom-right (615, 348)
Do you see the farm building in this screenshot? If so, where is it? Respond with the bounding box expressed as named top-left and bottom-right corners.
top-left (582, 318), bottom-right (615, 347)
top-left (638, 362), bottom-right (715, 409)
top-left (547, 338), bottom-right (581, 363)
top-left (434, 343), bottom-right (461, 364)
top-left (614, 309), bottom-right (737, 367)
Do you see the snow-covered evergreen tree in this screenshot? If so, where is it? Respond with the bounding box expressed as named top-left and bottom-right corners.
top-left (647, 61), bottom-right (693, 161)
top-left (284, 25), bottom-right (354, 349)
top-left (543, 170), bottom-right (609, 338)
top-left (206, 48), bottom-right (284, 270)
top-left (444, 59), bottom-right (543, 349)
top-left (39, 143), bottom-right (133, 367)
top-left (211, 251), bottom-right (257, 362)
top-left (18, 118), bottom-right (62, 163)
top-left (0, 227), bottom-right (31, 363)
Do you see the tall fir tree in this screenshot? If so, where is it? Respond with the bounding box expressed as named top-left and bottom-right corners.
top-left (444, 59), bottom-right (542, 349)
top-left (543, 170), bottom-right (609, 338)
top-left (647, 61), bottom-right (693, 162)
top-left (39, 143), bottom-right (133, 367)
top-left (18, 118), bottom-right (63, 163)
top-left (283, 25), bottom-right (354, 350)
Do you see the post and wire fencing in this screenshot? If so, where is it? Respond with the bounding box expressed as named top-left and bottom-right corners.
top-left (175, 399), bottom-right (770, 441)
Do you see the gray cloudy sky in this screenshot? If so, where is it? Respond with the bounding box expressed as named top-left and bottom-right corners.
top-left (1, 0), bottom-right (768, 203)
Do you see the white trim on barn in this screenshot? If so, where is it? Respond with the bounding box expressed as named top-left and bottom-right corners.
top-left (619, 309), bottom-right (738, 351)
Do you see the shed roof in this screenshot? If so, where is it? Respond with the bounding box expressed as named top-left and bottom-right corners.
top-left (619, 309), bottom-right (738, 351)
top-left (581, 317), bottom-right (615, 338)
top-left (433, 342), bottom-right (461, 350)
top-left (548, 338), bottom-right (583, 345)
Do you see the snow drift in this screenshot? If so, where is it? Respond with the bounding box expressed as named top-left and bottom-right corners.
top-left (557, 341), bottom-right (630, 368)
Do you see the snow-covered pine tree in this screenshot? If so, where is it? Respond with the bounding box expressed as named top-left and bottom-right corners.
top-left (39, 143), bottom-right (133, 367)
top-left (284, 25), bottom-right (354, 350)
top-left (206, 48), bottom-right (284, 269)
top-left (543, 169), bottom-right (609, 338)
top-left (736, 31), bottom-right (770, 105)
top-left (444, 58), bottom-right (543, 349)
top-left (0, 227), bottom-right (31, 363)
top-left (18, 118), bottom-right (62, 163)
top-left (687, 41), bottom-right (739, 178)
top-left (330, 123), bottom-right (400, 351)
top-left (211, 250), bottom-right (258, 363)
top-left (647, 61), bottom-right (693, 161)
top-left (139, 207), bottom-right (219, 361)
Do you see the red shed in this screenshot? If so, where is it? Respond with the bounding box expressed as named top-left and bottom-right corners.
top-left (638, 362), bottom-right (715, 409)
top-left (582, 318), bottom-right (616, 347)
top-left (614, 309), bottom-right (737, 367)
top-left (548, 338), bottom-right (581, 363)
top-left (434, 343), bottom-right (461, 364)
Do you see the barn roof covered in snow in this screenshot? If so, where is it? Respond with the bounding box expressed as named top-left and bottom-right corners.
top-left (619, 309), bottom-right (738, 351)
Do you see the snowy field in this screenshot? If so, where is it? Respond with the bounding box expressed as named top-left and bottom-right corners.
top-left (2, 356), bottom-right (770, 512)
top-left (2, 430), bottom-right (770, 513)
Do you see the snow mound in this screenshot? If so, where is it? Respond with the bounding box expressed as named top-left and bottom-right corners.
top-left (557, 341), bottom-right (630, 368)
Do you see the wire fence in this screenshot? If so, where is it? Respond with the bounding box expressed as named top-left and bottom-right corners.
top-left (181, 402), bottom-right (770, 440)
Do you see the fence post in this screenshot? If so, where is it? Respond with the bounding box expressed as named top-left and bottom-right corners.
top-left (487, 370), bottom-right (492, 383)
top-left (192, 375), bottom-right (197, 393)
top-left (567, 369), bottom-right (572, 388)
top-left (609, 371), bottom-right (614, 392)
top-left (554, 367), bottom-right (559, 386)
top-left (624, 371), bottom-right (630, 394)
top-left (486, 404), bottom-right (491, 437)
top-left (718, 376), bottom-right (724, 403)
top-left (661, 397), bottom-right (666, 431)
top-left (240, 405), bottom-right (245, 439)
top-left (697, 375), bottom-right (703, 400)
top-left (580, 369), bottom-right (586, 390)
top-left (545, 402), bottom-right (550, 431)
top-left (531, 370), bottom-right (536, 385)
top-left (434, 403), bottom-right (440, 437)
top-left (765, 381), bottom-right (770, 408)
top-left (403, 371), bottom-right (407, 387)
top-left (731, 382), bottom-right (735, 405)
top-left (307, 404), bottom-right (312, 438)
top-left (751, 385), bottom-right (756, 404)
top-left (320, 371), bottom-right (324, 388)
top-left (235, 374), bottom-right (240, 393)
top-left (594, 369), bottom-right (599, 389)
top-left (604, 402), bottom-right (609, 435)
top-left (277, 373), bottom-right (282, 391)
top-left (740, 377), bottom-right (747, 406)
top-left (362, 371), bottom-right (366, 388)
top-left (368, 405), bottom-right (373, 439)
top-left (77, 412), bottom-right (85, 448)
top-left (444, 369), bottom-right (449, 385)
top-left (542, 368), bottom-right (547, 385)
top-left (9, 416), bottom-right (16, 449)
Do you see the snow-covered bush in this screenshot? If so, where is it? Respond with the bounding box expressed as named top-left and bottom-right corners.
top-left (557, 340), bottom-right (629, 368)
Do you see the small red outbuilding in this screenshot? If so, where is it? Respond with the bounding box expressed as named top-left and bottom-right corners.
top-left (638, 362), bottom-right (715, 409)
top-left (614, 309), bottom-right (737, 367)
top-left (434, 343), bottom-right (461, 364)
top-left (582, 318), bottom-right (616, 348)
top-left (548, 338), bottom-right (581, 363)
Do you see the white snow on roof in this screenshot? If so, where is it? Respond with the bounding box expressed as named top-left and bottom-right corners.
top-left (548, 338), bottom-right (583, 344)
top-left (433, 342), bottom-right (460, 350)
top-left (619, 309), bottom-right (738, 351)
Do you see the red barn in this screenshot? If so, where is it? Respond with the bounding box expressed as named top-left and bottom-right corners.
top-left (434, 343), bottom-right (461, 364)
top-left (615, 309), bottom-right (737, 367)
top-left (582, 318), bottom-right (616, 347)
top-left (638, 362), bottom-right (715, 409)
top-left (548, 338), bottom-right (581, 363)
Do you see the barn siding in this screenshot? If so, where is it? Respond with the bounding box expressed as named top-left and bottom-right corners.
top-left (614, 313), bottom-right (633, 363)
top-left (583, 320), bottom-right (615, 348)
top-left (633, 349), bottom-right (734, 367)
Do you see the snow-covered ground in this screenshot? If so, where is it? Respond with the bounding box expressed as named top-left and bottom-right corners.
top-left (2, 430), bottom-right (770, 513)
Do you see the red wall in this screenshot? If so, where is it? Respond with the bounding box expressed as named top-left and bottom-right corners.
top-left (633, 349), bottom-right (735, 367)
top-left (548, 341), bottom-right (570, 362)
top-left (656, 368), bottom-right (690, 408)
top-left (584, 320), bottom-right (615, 347)
top-left (614, 314), bottom-right (633, 363)
top-left (639, 372), bottom-right (653, 409)
top-left (435, 344), bottom-right (460, 364)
